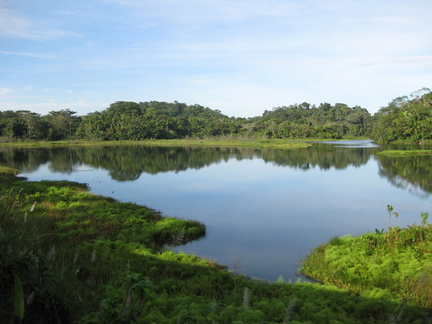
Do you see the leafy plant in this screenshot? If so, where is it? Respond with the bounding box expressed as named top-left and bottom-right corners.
top-left (387, 204), bottom-right (399, 229)
top-left (301, 207), bottom-right (432, 309)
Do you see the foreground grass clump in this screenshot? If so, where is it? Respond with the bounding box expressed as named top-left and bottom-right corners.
top-left (301, 207), bottom-right (432, 310)
top-left (0, 172), bottom-right (429, 323)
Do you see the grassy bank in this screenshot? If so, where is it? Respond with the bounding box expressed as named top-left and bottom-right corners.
top-left (377, 149), bottom-right (432, 157)
top-left (381, 140), bottom-right (432, 146)
top-left (0, 138), bottom-right (311, 149)
top-left (300, 207), bottom-right (432, 310)
top-left (0, 136), bottom-right (369, 149)
top-left (0, 165), bottom-right (20, 174)
top-left (1, 170), bottom-right (430, 323)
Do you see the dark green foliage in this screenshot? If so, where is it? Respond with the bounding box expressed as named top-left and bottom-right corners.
top-left (0, 110), bottom-right (48, 140)
top-left (371, 88), bottom-right (432, 144)
top-left (75, 101), bottom-right (240, 140)
top-left (1, 99), bottom-right (375, 142)
top-left (255, 103), bottom-right (373, 139)
top-left (0, 186), bottom-right (71, 323)
top-left (3, 87), bottom-right (432, 143)
top-left (44, 109), bottom-right (81, 141)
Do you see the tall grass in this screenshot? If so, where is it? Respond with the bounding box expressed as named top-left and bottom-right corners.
top-left (0, 186), bottom-right (69, 323)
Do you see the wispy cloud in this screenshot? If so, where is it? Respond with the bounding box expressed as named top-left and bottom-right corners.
top-left (0, 50), bottom-right (56, 59)
top-left (356, 56), bottom-right (432, 68)
top-left (0, 88), bottom-right (11, 96)
top-left (0, 7), bottom-right (82, 40)
top-left (0, 0), bottom-right (431, 117)
top-left (56, 10), bottom-right (103, 20)
top-left (104, 0), bottom-right (303, 23)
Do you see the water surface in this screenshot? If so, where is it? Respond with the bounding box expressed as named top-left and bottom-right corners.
top-left (2, 140), bottom-right (431, 281)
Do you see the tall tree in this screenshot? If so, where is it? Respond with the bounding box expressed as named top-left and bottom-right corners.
top-left (44, 109), bottom-right (80, 140)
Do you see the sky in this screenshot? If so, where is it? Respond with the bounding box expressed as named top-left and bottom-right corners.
top-left (0, 0), bottom-right (431, 118)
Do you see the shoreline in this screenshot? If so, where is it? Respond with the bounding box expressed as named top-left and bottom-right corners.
top-left (0, 159), bottom-right (430, 322)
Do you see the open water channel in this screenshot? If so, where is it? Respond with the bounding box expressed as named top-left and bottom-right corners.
top-left (1, 140), bottom-right (431, 282)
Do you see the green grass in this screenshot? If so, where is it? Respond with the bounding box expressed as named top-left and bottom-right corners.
top-left (377, 149), bottom-right (432, 156)
top-left (138, 138), bottom-right (314, 149)
top-left (0, 138), bottom-right (311, 149)
top-left (384, 139), bottom-right (432, 146)
top-left (300, 212), bottom-right (432, 310)
top-left (1, 173), bottom-right (429, 323)
top-left (0, 166), bottom-right (20, 174)
top-left (0, 136), bottom-right (369, 149)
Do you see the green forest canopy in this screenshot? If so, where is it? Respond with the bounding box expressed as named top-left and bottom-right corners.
top-left (372, 87), bottom-right (432, 144)
top-left (0, 88), bottom-right (430, 143)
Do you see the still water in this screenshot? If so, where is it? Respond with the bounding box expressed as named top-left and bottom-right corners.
top-left (1, 140), bottom-right (431, 282)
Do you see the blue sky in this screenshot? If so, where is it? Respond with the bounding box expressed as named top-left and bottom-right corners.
top-left (1, 0), bottom-right (431, 117)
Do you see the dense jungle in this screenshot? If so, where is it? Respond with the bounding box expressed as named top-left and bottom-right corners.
top-left (1, 88), bottom-right (430, 144)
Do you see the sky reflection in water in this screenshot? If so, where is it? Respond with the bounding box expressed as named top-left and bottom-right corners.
top-left (16, 141), bottom-right (432, 282)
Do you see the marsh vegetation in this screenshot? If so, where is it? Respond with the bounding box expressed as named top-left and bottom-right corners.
top-left (300, 206), bottom-right (432, 309)
top-left (1, 170), bottom-right (430, 323)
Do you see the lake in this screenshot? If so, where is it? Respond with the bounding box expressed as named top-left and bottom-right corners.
top-left (1, 140), bottom-right (431, 282)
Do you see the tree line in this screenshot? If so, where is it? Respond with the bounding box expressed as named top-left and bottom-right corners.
top-left (1, 88), bottom-right (430, 143)
top-left (371, 87), bottom-right (432, 144)
top-left (0, 101), bottom-right (374, 141)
